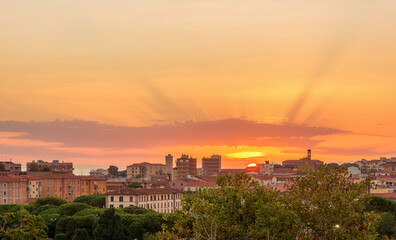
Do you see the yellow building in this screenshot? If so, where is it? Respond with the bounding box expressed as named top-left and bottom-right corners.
top-left (106, 188), bottom-right (183, 213)
top-left (27, 177), bottom-right (41, 199)
top-left (79, 176), bottom-right (107, 195)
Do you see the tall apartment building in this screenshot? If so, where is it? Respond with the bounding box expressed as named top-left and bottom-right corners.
top-left (105, 188), bottom-right (183, 213)
top-left (202, 155), bottom-right (221, 176)
top-left (173, 154), bottom-right (197, 180)
top-left (0, 161), bottom-right (22, 173)
top-left (126, 162), bottom-right (168, 180)
top-left (80, 176), bottom-right (107, 196)
top-left (27, 160), bottom-right (74, 174)
top-left (0, 176), bottom-right (28, 204)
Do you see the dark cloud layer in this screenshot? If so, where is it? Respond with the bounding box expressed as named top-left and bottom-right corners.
top-left (0, 118), bottom-right (346, 149)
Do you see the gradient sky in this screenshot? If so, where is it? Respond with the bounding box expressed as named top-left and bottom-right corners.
top-left (1, 0), bottom-right (396, 173)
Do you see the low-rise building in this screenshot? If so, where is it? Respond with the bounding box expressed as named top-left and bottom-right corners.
top-left (39, 174), bottom-right (81, 201)
top-left (80, 176), bottom-right (107, 195)
top-left (126, 162), bottom-right (168, 180)
top-left (0, 176), bottom-right (28, 204)
top-left (27, 160), bottom-right (74, 174)
top-left (27, 177), bottom-right (41, 199)
top-left (105, 188), bottom-right (183, 213)
top-left (0, 161), bottom-right (22, 173)
top-left (258, 161), bottom-right (274, 175)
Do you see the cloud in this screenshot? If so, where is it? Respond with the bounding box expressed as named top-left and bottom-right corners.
top-left (0, 119), bottom-right (345, 150)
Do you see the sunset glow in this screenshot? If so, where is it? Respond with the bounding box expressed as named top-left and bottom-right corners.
top-left (1, 0), bottom-right (396, 173)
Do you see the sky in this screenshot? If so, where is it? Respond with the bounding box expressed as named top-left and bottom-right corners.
top-left (1, 0), bottom-right (396, 173)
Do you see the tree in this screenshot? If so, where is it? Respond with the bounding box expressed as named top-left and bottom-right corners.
top-left (28, 161), bottom-right (40, 171)
top-left (118, 170), bottom-right (127, 177)
top-left (126, 182), bottom-right (143, 189)
top-left (42, 166), bottom-right (52, 172)
top-left (59, 202), bottom-right (91, 216)
top-left (0, 163), bottom-right (8, 172)
top-left (56, 217), bottom-right (77, 240)
top-left (108, 165), bottom-right (119, 176)
top-left (74, 194), bottom-right (106, 208)
top-left (94, 208), bottom-right (125, 240)
top-left (376, 212), bottom-right (396, 238)
top-left (0, 208), bottom-right (48, 240)
top-left (285, 165), bottom-right (379, 239)
top-left (72, 229), bottom-right (90, 240)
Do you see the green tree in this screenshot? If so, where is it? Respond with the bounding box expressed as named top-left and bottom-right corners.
top-left (28, 161), bottom-right (40, 171)
top-left (126, 182), bottom-right (143, 189)
top-left (0, 163), bottom-right (8, 172)
top-left (59, 202), bottom-right (91, 216)
top-left (55, 233), bottom-right (67, 240)
top-left (74, 194), bottom-right (106, 208)
top-left (376, 212), bottom-right (396, 239)
top-left (56, 216), bottom-right (77, 240)
top-left (0, 208), bottom-right (48, 240)
top-left (94, 208), bottom-right (125, 240)
top-left (108, 165), bottom-right (119, 176)
top-left (285, 165), bottom-right (379, 239)
top-left (72, 229), bottom-right (90, 240)
top-left (42, 166), bottom-right (52, 172)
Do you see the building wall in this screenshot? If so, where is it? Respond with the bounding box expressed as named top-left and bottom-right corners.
top-left (0, 180), bottom-right (27, 204)
top-left (106, 192), bottom-right (182, 213)
top-left (40, 177), bottom-right (81, 201)
top-left (80, 178), bottom-right (107, 196)
top-left (0, 162), bottom-right (22, 173)
top-left (28, 179), bottom-right (41, 199)
top-left (202, 155), bottom-right (221, 176)
top-left (174, 155), bottom-right (197, 180)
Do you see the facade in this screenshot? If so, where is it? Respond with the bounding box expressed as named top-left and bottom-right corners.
top-left (126, 162), bottom-right (168, 180)
top-left (202, 155), bottom-right (221, 176)
top-left (39, 174), bottom-right (81, 201)
top-left (27, 160), bottom-right (73, 174)
top-left (348, 166), bottom-right (361, 176)
top-left (106, 188), bottom-right (183, 213)
top-left (258, 161), bottom-right (274, 175)
top-left (0, 161), bottom-right (22, 173)
top-left (80, 176), bottom-right (107, 195)
top-left (27, 177), bottom-right (41, 199)
top-left (0, 176), bottom-right (28, 204)
top-left (173, 154), bottom-right (197, 180)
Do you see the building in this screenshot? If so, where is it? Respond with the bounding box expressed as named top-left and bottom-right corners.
top-left (0, 161), bottom-right (22, 173)
top-left (348, 166), bottom-right (361, 176)
top-left (27, 160), bottom-right (73, 174)
top-left (39, 174), bottom-right (81, 201)
top-left (79, 176), bottom-right (107, 195)
top-left (202, 155), bottom-right (221, 176)
top-left (126, 162), bottom-right (168, 180)
top-left (384, 162), bottom-right (396, 172)
top-left (27, 177), bottom-right (41, 199)
top-left (105, 188), bottom-right (183, 213)
top-left (165, 154), bottom-right (173, 174)
top-left (258, 161), bottom-right (274, 175)
top-left (0, 176), bottom-right (28, 204)
top-left (282, 149), bottom-right (323, 170)
top-left (173, 154), bottom-right (197, 180)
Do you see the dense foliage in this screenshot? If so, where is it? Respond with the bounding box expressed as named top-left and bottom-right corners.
top-left (1, 166), bottom-right (396, 239)
top-left (156, 166), bottom-right (386, 240)
top-left (0, 196), bottom-right (165, 240)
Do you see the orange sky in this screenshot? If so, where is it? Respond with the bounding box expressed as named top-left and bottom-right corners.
top-left (1, 0), bottom-right (396, 173)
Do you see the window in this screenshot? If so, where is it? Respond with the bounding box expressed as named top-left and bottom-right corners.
top-left (110, 204), bottom-right (114, 208)
top-left (119, 205), bottom-right (123, 208)
top-left (110, 196), bottom-right (114, 202)
top-left (154, 196), bottom-right (156, 201)
top-left (3, 191), bottom-right (6, 196)
top-left (3, 199), bottom-right (6, 204)
top-left (119, 196), bottom-right (123, 202)
top-left (129, 196), bottom-right (133, 202)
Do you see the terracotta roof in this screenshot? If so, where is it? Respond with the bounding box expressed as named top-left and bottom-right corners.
top-left (106, 187), bottom-right (183, 195)
top-left (78, 176), bottom-right (107, 181)
top-left (371, 193), bottom-right (396, 199)
top-left (0, 176), bottom-right (27, 182)
top-left (185, 182), bottom-right (217, 187)
top-left (39, 173), bottom-right (81, 179)
top-left (252, 175), bottom-right (276, 180)
top-left (376, 176), bottom-right (396, 182)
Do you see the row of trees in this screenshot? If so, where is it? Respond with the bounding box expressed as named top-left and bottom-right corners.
top-left (156, 166), bottom-right (395, 240)
top-left (0, 194), bottom-right (166, 240)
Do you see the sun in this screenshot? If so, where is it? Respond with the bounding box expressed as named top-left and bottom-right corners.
top-left (247, 163), bottom-right (257, 168)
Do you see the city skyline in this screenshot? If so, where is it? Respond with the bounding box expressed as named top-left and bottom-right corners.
top-left (1, 0), bottom-right (396, 172)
